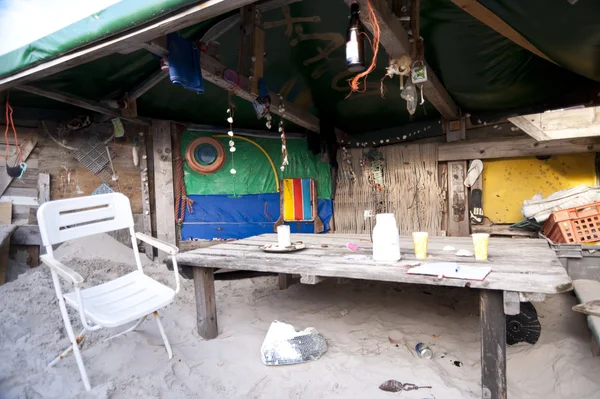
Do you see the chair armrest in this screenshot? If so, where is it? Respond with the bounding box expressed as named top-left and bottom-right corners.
top-left (135, 232), bottom-right (179, 255)
top-left (40, 255), bottom-right (84, 285)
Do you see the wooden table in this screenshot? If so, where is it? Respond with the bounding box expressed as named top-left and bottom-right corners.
top-left (176, 234), bottom-right (572, 399)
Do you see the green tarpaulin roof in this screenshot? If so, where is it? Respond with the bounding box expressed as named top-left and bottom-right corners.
top-left (2, 0), bottom-right (599, 137)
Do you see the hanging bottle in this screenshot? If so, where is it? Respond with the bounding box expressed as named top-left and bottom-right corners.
top-left (346, 1), bottom-right (366, 73)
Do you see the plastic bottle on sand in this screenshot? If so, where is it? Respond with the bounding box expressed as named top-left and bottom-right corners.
top-left (372, 213), bottom-right (401, 262)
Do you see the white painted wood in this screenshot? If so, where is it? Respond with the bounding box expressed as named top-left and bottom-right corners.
top-left (0, 196), bottom-right (38, 206)
top-left (439, 135), bottom-right (600, 161)
top-left (509, 106), bottom-right (600, 141)
top-left (503, 291), bottom-right (520, 315)
top-left (300, 274), bottom-right (327, 285)
top-left (176, 234), bottom-right (572, 294)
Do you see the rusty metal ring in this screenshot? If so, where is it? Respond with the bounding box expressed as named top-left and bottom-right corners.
top-left (185, 137), bottom-right (225, 174)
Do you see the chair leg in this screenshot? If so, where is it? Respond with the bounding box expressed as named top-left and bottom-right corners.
top-left (56, 298), bottom-right (91, 391)
top-left (48, 329), bottom-right (86, 368)
top-left (153, 311), bottom-right (173, 359)
top-left (103, 315), bottom-right (148, 342)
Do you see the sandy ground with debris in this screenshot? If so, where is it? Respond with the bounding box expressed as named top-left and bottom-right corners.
top-left (1, 234), bottom-right (599, 398)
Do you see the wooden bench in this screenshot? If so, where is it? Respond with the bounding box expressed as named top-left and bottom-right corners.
top-left (573, 279), bottom-right (600, 356)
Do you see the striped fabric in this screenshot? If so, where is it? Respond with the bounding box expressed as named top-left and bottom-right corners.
top-left (283, 178), bottom-right (315, 221)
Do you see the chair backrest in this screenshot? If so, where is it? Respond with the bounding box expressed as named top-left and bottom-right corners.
top-left (37, 193), bottom-right (134, 246)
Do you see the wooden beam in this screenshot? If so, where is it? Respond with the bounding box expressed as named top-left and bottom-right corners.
top-left (151, 120), bottom-right (177, 263)
top-left (238, 5), bottom-right (265, 96)
top-left (128, 70), bottom-right (168, 100)
top-left (508, 106), bottom-right (600, 141)
top-left (201, 55), bottom-right (321, 132)
top-left (451, 0), bottom-right (554, 64)
top-left (239, 5), bottom-right (257, 78)
top-left (472, 224), bottom-right (538, 238)
top-left (252, 28), bottom-right (265, 96)
top-left (138, 39), bottom-right (323, 132)
top-left (140, 37), bottom-right (169, 58)
top-left (346, 0), bottom-right (460, 120)
top-left (439, 134), bottom-right (600, 161)
top-left (0, 0), bottom-right (261, 91)
top-left (201, 0), bottom-right (303, 43)
top-left (138, 130), bottom-right (154, 261)
top-left (15, 85), bottom-right (150, 126)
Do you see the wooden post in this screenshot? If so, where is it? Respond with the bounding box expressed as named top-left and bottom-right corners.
top-left (36, 172), bottom-right (50, 258)
top-left (447, 161), bottom-right (469, 236)
top-left (480, 290), bottom-right (507, 399)
top-left (238, 5), bottom-right (264, 96)
top-left (152, 120), bottom-right (177, 263)
top-left (0, 225), bottom-right (17, 285)
top-left (445, 117), bottom-right (466, 142)
top-left (278, 273), bottom-right (294, 290)
top-left (139, 130), bottom-right (154, 260)
top-left (193, 267), bottom-right (218, 339)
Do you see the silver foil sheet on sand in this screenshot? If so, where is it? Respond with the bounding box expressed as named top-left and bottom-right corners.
top-left (261, 321), bottom-right (327, 366)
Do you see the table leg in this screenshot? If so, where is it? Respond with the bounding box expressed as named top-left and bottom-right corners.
top-left (480, 290), bottom-right (507, 399)
top-left (278, 273), bottom-right (294, 290)
top-left (193, 267), bottom-right (218, 339)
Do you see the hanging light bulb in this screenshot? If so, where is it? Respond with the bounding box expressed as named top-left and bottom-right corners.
top-left (346, 1), bottom-right (366, 72)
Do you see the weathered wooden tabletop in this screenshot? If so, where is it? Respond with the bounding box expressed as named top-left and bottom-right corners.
top-left (176, 233), bottom-right (572, 294)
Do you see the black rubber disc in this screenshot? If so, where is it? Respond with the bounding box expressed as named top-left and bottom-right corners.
top-left (506, 301), bottom-right (541, 345)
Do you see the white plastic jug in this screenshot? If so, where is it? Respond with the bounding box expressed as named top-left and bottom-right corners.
top-left (372, 213), bottom-right (401, 261)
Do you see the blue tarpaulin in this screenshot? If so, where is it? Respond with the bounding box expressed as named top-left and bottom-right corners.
top-left (181, 194), bottom-right (333, 240)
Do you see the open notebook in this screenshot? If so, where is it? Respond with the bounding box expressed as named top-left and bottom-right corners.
top-left (406, 262), bottom-right (491, 281)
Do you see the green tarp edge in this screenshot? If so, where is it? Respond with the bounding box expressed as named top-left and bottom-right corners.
top-left (0, 0), bottom-right (197, 79)
top-left (182, 130), bottom-right (332, 199)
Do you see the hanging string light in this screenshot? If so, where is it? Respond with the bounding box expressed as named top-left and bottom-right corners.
top-left (279, 120), bottom-right (288, 172)
top-left (227, 107), bottom-right (237, 175)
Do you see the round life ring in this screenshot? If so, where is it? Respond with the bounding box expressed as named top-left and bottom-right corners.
top-left (185, 137), bottom-right (225, 174)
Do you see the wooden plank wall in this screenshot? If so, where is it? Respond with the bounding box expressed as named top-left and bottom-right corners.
top-left (0, 123), bottom-right (146, 248)
top-left (38, 123), bottom-right (144, 213)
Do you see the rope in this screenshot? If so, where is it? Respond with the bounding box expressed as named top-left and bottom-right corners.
top-left (174, 134), bottom-right (194, 225)
top-left (4, 93), bottom-right (24, 164)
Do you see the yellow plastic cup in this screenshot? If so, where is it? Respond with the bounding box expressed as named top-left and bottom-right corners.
top-left (472, 233), bottom-right (490, 261)
top-left (412, 232), bottom-right (429, 259)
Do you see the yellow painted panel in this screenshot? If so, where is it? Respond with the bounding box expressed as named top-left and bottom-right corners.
top-left (482, 154), bottom-right (596, 223)
top-left (283, 179), bottom-right (295, 221)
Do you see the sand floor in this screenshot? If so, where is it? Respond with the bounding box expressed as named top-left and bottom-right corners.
top-left (1, 234), bottom-right (599, 398)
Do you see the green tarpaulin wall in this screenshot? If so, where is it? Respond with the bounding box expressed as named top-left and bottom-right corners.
top-left (181, 130), bottom-right (332, 198)
top-left (2, 0), bottom-right (600, 137)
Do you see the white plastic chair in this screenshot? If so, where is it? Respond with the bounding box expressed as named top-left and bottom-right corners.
top-left (37, 193), bottom-right (181, 391)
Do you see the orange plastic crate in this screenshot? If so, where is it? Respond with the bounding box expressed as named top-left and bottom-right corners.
top-left (542, 202), bottom-right (600, 244)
